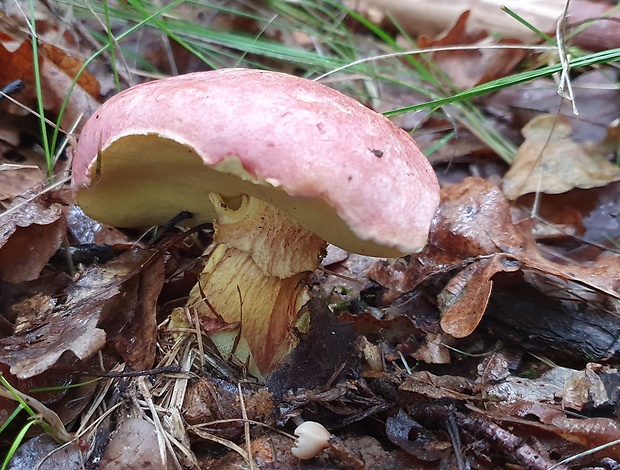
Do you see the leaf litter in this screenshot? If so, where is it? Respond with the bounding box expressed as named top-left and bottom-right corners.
top-left (0, 1), bottom-right (620, 469)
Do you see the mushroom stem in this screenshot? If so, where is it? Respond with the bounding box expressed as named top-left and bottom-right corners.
top-left (210, 194), bottom-right (326, 278)
top-left (172, 194), bottom-right (327, 379)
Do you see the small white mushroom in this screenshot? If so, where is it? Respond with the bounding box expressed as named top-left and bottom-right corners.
top-left (291, 420), bottom-right (332, 460)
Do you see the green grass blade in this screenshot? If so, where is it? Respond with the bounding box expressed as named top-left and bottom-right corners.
top-left (385, 48), bottom-right (620, 116)
top-left (49, 0), bottom-right (186, 163)
top-left (1, 420), bottom-right (39, 470)
top-left (29, 0), bottom-right (53, 177)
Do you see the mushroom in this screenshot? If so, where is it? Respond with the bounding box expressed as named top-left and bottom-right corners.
top-left (291, 420), bottom-right (332, 460)
top-left (71, 68), bottom-right (440, 379)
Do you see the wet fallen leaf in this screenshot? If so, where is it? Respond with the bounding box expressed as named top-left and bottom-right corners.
top-left (5, 435), bottom-right (83, 470)
top-left (479, 364), bottom-right (589, 405)
top-left (400, 370), bottom-right (475, 401)
top-left (316, 251), bottom-right (377, 311)
top-left (502, 114), bottom-right (620, 200)
top-left (509, 182), bottom-right (620, 257)
top-left (106, 251), bottom-right (164, 371)
top-left (500, 401), bottom-right (620, 460)
top-left (370, 177), bottom-right (529, 293)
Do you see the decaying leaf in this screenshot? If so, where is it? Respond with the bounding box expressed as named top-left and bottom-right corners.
top-left (503, 114), bottom-right (620, 200)
top-left (65, 205), bottom-right (132, 246)
top-left (478, 362), bottom-right (605, 406)
top-left (0, 250), bottom-right (164, 378)
top-left (106, 251), bottom-right (165, 371)
top-left (492, 401), bottom-right (620, 460)
top-left (400, 370), bottom-right (475, 401)
top-left (371, 177), bottom-right (620, 344)
top-left (183, 377), bottom-right (273, 439)
top-left (562, 363), bottom-right (613, 412)
top-left (385, 409), bottom-right (450, 460)
top-left (3, 435), bottom-right (83, 469)
top-left (266, 297), bottom-right (354, 399)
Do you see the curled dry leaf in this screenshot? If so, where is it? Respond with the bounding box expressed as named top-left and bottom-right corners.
top-left (0, 189), bottom-right (67, 283)
top-left (438, 253), bottom-right (520, 338)
top-left (502, 114), bottom-right (620, 200)
top-left (562, 363), bottom-right (612, 412)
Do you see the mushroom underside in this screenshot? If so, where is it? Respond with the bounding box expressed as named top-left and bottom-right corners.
top-left (76, 135), bottom-right (425, 257)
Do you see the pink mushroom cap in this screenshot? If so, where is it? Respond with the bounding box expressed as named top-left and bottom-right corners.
top-left (72, 69), bottom-right (439, 257)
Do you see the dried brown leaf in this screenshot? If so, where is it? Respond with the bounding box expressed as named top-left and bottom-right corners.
top-left (418, 11), bottom-right (526, 89)
top-left (503, 115), bottom-right (620, 200)
top-left (40, 44), bottom-right (100, 98)
top-left (400, 370), bottom-right (474, 401)
top-left (439, 254), bottom-right (520, 338)
top-left (0, 190), bottom-right (67, 283)
top-left (0, 165), bottom-right (46, 203)
top-left (0, 32), bottom-right (100, 129)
